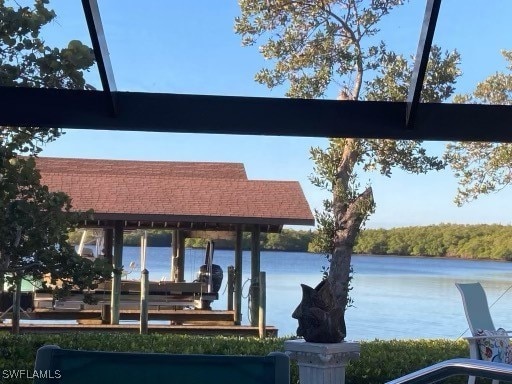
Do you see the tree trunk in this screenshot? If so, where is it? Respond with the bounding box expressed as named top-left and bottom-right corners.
top-left (12, 277), bottom-right (22, 335)
top-left (328, 244), bottom-right (353, 315)
top-left (328, 187), bottom-right (373, 315)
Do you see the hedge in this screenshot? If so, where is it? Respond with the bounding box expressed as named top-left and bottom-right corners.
top-left (0, 333), bottom-right (482, 384)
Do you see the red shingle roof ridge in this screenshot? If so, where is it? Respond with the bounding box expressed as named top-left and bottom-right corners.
top-left (37, 156), bottom-right (245, 166)
top-left (41, 172), bottom-right (303, 186)
top-left (246, 179), bottom-right (302, 184)
top-left (35, 156), bottom-right (247, 179)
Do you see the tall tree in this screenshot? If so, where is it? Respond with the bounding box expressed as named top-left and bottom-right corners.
top-left (0, 0), bottom-right (111, 333)
top-left (236, 0), bottom-right (460, 340)
top-left (445, 50), bottom-right (512, 206)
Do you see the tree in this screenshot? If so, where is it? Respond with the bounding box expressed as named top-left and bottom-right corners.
top-left (445, 50), bottom-right (512, 206)
top-left (236, 0), bottom-right (460, 340)
top-left (0, 0), bottom-right (111, 334)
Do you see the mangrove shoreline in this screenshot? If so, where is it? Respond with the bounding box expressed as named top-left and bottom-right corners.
top-left (69, 224), bottom-right (512, 261)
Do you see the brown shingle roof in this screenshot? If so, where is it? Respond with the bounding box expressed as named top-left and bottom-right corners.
top-left (37, 157), bottom-right (314, 230)
top-left (36, 157), bottom-right (247, 179)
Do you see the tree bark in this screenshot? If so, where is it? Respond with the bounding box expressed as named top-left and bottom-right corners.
top-left (328, 187), bottom-right (373, 314)
top-left (337, 139), bottom-right (360, 190)
top-left (12, 276), bottom-right (22, 335)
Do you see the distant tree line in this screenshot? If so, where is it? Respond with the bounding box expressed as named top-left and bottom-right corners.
top-left (353, 224), bottom-right (512, 260)
top-left (122, 229), bottom-right (315, 252)
top-left (69, 224), bottom-right (512, 260)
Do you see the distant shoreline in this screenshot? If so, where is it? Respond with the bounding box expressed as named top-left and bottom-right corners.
top-left (118, 245), bottom-right (511, 263)
top-left (70, 223), bottom-right (512, 262)
top-left (352, 253), bottom-right (512, 262)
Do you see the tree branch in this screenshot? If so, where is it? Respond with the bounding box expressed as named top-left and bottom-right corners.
top-left (335, 186), bottom-right (374, 246)
top-left (0, 261), bottom-right (42, 274)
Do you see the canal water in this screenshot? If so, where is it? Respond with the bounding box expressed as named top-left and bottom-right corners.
top-left (112, 247), bottom-right (512, 340)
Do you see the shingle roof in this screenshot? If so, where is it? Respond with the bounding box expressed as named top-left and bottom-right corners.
top-left (36, 157), bottom-right (314, 231)
top-left (35, 157), bottom-right (248, 180)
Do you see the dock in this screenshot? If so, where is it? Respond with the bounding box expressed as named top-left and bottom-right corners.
top-left (30, 308), bottom-right (236, 324)
top-left (2, 277), bottom-right (278, 337)
top-left (0, 307), bottom-right (278, 337)
top-left (0, 323), bottom-right (278, 337)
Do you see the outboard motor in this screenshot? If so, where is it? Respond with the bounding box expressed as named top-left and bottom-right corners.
top-left (197, 264), bottom-right (224, 293)
top-left (195, 241), bottom-right (223, 309)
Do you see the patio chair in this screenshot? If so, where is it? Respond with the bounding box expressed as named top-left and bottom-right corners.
top-left (33, 345), bottom-right (290, 384)
top-left (456, 282), bottom-right (512, 384)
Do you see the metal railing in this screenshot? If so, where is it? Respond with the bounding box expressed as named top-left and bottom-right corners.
top-left (387, 358), bottom-right (512, 384)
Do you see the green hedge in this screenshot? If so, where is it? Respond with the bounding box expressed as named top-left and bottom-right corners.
top-left (0, 333), bottom-right (481, 384)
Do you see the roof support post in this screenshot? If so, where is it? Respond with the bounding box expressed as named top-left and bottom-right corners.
top-left (250, 225), bottom-right (261, 327)
top-left (170, 230), bottom-right (178, 282)
top-left (176, 231), bottom-right (186, 282)
top-left (103, 228), bottom-right (113, 264)
top-left (406, 0), bottom-right (442, 129)
top-left (110, 220), bottom-right (123, 325)
top-left (81, 0), bottom-right (118, 115)
top-left (234, 225), bottom-right (243, 325)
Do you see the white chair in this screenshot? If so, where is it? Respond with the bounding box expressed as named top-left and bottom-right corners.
top-left (456, 282), bottom-right (512, 384)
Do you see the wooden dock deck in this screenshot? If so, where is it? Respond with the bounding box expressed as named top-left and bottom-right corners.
top-left (0, 323), bottom-right (278, 337)
top-left (0, 308), bottom-right (278, 337)
top-left (30, 309), bottom-right (235, 324)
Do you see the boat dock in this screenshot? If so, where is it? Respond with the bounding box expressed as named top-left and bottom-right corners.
top-left (0, 307), bottom-right (278, 337)
top-left (27, 308), bottom-right (235, 324)
top-left (0, 322), bottom-right (278, 337)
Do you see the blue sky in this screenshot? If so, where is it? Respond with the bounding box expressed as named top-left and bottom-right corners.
top-left (36, 1), bottom-right (512, 229)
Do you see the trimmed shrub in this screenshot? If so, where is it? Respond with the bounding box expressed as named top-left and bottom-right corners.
top-left (0, 333), bottom-right (475, 384)
top-left (348, 339), bottom-right (470, 384)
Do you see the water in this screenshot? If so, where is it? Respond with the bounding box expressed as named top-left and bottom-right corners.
top-left (114, 247), bottom-right (512, 340)
top-left (17, 247), bottom-right (512, 340)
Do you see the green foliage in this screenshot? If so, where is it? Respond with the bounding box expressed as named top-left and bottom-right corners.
top-left (353, 224), bottom-right (512, 260)
top-left (263, 229), bottom-right (314, 252)
top-left (184, 236), bottom-right (208, 248)
top-left (0, 1), bottom-right (109, 332)
top-left (366, 45), bottom-right (461, 103)
top-left (0, 0), bottom-right (96, 157)
top-left (0, 0), bottom-right (95, 90)
top-left (236, 0), bottom-right (406, 99)
top-left (0, 333), bottom-right (472, 384)
top-left (445, 50), bottom-right (512, 206)
top-left (123, 230), bottom-right (173, 247)
top-left (308, 200), bottom-right (335, 254)
top-left (0, 156), bottom-right (112, 287)
top-left (348, 339), bottom-right (469, 384)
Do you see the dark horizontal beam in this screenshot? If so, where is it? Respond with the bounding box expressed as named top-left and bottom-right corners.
top-left (86, 212), bottom-right (314, 227)
top-left (2, 86), bottom-right (512, 142)
top-left (79, 221), bottom-right (283, 233)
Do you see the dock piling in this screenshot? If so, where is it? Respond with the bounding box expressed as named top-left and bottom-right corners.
top-left (234, 226), bottom-right (243, 325)
top-left (140, 269), bottom-right (149, 334)
top-left (227, 266), bottom-right (234, 311)
top-left (258, 271), bottom-right (266, 339)
top-left (111, 221), bottom-right (123, 325)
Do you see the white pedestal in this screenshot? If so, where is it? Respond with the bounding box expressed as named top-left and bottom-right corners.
top-left (284, 339), bottom-right (360, 384)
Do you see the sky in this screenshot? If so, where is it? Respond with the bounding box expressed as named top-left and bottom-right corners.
top-left (31, 0), bottom-right (512, 229)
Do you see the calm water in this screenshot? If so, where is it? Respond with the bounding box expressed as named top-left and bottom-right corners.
top-left (112, 247), bottom-right (512, 340)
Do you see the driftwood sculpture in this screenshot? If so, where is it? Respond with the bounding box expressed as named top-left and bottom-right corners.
top-left (292, 279), bottom-right (346, 343)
